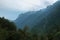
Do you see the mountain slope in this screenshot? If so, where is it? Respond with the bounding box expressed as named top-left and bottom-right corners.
top-left (31, 1), bottom-right (60, 34)
top-left (15, 1), bottom-right (60, 33)
top-left (15, 9), bottom-right (50, 29)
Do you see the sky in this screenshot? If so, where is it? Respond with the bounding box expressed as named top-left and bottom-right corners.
top-left (0, 0), bottom-right (58, 20)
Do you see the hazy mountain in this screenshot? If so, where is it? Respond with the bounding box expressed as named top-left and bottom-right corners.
top-left (15, 1), bottom-right (60, 33)
top-left (15, 9), bottom-right (49, 29)
top-left (31, 1), bottom-right (60, 34)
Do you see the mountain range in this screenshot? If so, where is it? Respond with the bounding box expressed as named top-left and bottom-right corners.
top-left (15, 1), bottom-right (60, 34)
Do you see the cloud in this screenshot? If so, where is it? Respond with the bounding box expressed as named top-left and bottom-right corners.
top-left (0, 0), bottom-right (57, 20)
top-left (0, 0), bottom-right (57, 11)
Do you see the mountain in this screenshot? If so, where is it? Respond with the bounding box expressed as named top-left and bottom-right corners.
top-left (15, 1), bottom-right (60, 33)
top-left (15, 11), bottom-right (38, 29)
top-left (15, 9), bottom-right (50, 29)
top-left (31, 1), bottom-right (60, 34)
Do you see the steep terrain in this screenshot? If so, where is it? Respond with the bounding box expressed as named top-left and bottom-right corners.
top-left (15, 1), bottom-right (60, 34)
top-left (31, 1), bottom-right (60, 34)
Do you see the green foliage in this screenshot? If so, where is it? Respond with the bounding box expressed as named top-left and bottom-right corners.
top-left (0, 29), bottom-right (8, 40)
top-left (23, 25), bottom-right (29, 32)
top-left (0, 17), bottom-right (60, 40)
top-left (0, 17), bottom-right (17, 40)
top-left (0, 17), bottom-right (16, 31)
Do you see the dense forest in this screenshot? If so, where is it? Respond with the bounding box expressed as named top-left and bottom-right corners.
top-left (0, 17), bottom-right (60, 40)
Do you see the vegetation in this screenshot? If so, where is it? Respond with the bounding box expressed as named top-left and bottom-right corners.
top-left (0, 17), bottom-right (60, 40)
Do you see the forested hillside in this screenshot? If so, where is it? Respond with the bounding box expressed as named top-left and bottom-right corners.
top-left (0, 17), bottom-right (60, 40)
top-left (0, 1), bottom-right (60, 40)
top-left (15, 1), bottom-right (60, 31)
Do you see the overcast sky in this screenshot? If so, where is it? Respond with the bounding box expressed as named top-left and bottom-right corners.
top-left (0, 0), bottom-right (58, 20)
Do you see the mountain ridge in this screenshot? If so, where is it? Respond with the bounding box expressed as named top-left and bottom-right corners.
top-left (15, 1), bottom-right (60, 33)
